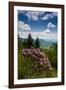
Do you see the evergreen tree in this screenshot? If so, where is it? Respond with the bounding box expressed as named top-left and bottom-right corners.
top-left (35, 37), bottom-right (40, 48)
top-left (27, 33), bottom-right (33, 48)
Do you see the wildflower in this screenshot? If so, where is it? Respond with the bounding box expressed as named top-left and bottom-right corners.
top-left (22, 48), bottom-right (53, 71)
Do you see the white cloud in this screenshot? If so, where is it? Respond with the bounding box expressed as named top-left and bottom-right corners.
top-left (26, 11), bottom-right (45, 21)
top-left (18, 11), bottom-right (57, 21)
top-left (18, 31), bottom-right (57, 41)
top-left (44, 29), bottom-right (51, 33)
top-left (47, 22), bottom-right (56, 29)
top-left (26, 11), bottom-right (39, 20)
top-left (41, 14), bottom-right (50, 20)
top-left (41, 12), bottom-right (57, 20)
top-left (18, 21), bottom-right (31, 31)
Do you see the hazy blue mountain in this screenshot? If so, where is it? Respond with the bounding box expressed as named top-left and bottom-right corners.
top-left (39, 39), bottom-right (57, 48)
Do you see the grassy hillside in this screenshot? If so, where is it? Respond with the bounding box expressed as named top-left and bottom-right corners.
top-left (18, 46), bottom-right (57, 79)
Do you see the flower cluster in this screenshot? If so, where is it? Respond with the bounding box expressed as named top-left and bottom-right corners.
top-left (22, 47), bottom-right (53, 71)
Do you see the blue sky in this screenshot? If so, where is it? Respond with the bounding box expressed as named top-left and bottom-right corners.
top-left (18, 10), bottom-right (58, 41)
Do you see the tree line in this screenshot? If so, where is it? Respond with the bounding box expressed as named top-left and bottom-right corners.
top-left (18, 33), bottom-right (40, 48)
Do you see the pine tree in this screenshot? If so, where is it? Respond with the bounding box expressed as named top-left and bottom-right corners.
top-left (35, 37), bottom-right (40, 48)
top-left (27, 33), bottom-right (33, 48)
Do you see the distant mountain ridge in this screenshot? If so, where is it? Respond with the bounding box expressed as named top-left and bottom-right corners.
top-left (39, 39), bottom-right (57, 48)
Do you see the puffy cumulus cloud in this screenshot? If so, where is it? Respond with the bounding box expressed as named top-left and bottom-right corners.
top-left (47, 22), bottom-right (56, 29)
top-left (41, 12), bottom-right (57, 20)
top-left (44, 29), bottom-right (51, 33)
top-left (18, 21), bottom-right (31, 31)
top-left (26, 11), bottom-right (45, 21)
top-left (26, 11), bottom-right (39, 20)
top-left (41, 14), bottom-right (50, 20)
